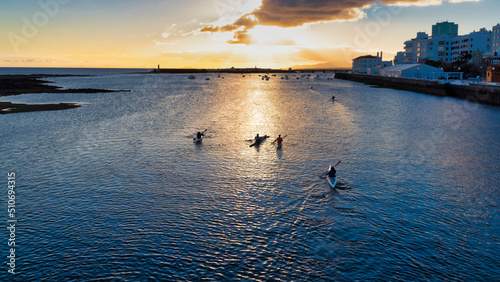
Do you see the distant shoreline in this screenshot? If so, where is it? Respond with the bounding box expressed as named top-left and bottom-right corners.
top-left (0, 75), bottom-right (127, 114)
top-left (151, 68), bottom-right (349, 74)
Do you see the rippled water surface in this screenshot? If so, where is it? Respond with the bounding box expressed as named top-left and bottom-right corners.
top-left (1, 69), bottom-right (499, 281)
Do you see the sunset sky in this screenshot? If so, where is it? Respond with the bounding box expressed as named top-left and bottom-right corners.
top-left (1, 0), bottom-right (499, 69)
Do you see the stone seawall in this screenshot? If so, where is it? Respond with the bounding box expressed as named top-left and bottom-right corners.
top-left (334, 73), bottom-right (500, 107)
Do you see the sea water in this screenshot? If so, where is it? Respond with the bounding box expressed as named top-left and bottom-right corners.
top-left (0, 69), bottom-right (499, 281)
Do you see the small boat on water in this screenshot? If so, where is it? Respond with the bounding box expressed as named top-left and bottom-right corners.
top-left (194, 129), bottom-right (207, 144)
top-left (326, 165), bottom-right (337, 188)
top-left (188, 75), bottom-right (195, 79)
top-left (250, 135), bottom-right (269, 147)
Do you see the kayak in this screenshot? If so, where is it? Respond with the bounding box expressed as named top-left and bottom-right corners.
top-left (326, 165), bottom-right (337, 188)
top-left (277, 142), bottom-right (282, 149)
top-left (194, 130), bottom-right (207, 144)
top-left (250, 135), bottom-right (269, 147)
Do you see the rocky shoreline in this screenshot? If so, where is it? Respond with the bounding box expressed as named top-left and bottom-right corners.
top-left (0, 75), bottom-right (127, 114)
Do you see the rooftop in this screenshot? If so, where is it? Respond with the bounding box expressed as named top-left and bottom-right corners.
top-left (381, 64), bottom-right (442, 71)
top-left (353, 55), bottom-right (378, 61)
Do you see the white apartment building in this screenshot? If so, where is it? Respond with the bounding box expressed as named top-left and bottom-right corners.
top-left (352, 52), bottom-right (392, 74)
top-left (451, 28), bottom-right (491, 61)
top-left (352, 55), bottom-right (380, 74)
top-left (404, 31), bottom-right (454, 63)
top-left (402, 22), bottom-right (499, 64)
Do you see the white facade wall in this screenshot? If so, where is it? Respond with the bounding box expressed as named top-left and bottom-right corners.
top-left (380, 61), bottom-right (392, 69)
top-left (452, 29), bottom-right (491, 61)
top-left (352, 56), bottom-right (381, 74)
top-left (394, 52), bottom-right (405, 65)
top-left (404, 33), bottom-right (454, 63)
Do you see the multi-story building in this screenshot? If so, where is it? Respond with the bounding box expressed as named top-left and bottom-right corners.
top-left (352, 52), bottom-right (392, 74)
top-left (403, 31), bottom-right (453, 63)
top-left (451, 28), bottom-right (491, 62)
top-left (492, 23), bottom-right (500, 55)
top-left (401, 22), bottom-right (498, 64)
top-left (352, 54), bottom-right (381, 74)
top-left (432, 21), bottom-right (458, 37)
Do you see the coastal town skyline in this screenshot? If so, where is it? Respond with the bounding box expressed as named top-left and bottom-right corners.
top-left (1, 0), bottom-right (499, 69)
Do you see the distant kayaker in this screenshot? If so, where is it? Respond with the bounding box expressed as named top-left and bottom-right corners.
top-left (328, 166), bottom-right (336, 177)
top-left (250, 134), bottom-right (265, 147)
top-left (196, 131), bottom-right (204, 139)
top-left (274, 135), bottom-right (283, 146)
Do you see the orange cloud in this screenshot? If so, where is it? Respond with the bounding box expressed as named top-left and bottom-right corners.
top-left (201, 0), bottom-right (480, 44)
top-left (228, 30), bottom-right (253, 45)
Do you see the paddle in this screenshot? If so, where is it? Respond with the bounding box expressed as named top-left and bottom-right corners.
top-left (321, 160), bottom-right (341, 178)
top-left (193, 129), bottom-right (207, 140)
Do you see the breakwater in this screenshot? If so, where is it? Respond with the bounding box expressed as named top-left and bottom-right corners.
top-left (334, 73), bottom-right (500, 107)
